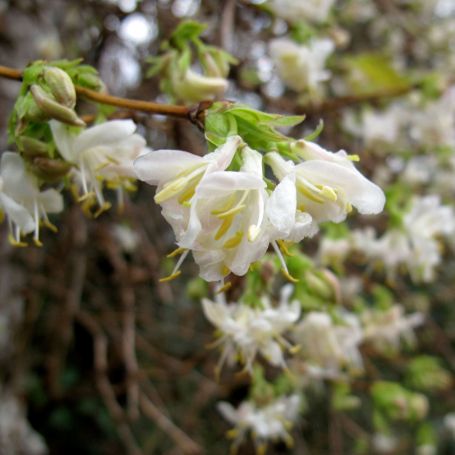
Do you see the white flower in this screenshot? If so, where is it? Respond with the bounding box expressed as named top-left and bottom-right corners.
top-left (352, 196), bottom-right (455, 282)
top-left (266, 140), bottom-right (385, 228)
top-left (292, 311), bottom-right (363, 377)
top-left (268, 0), bottom-right (336, 23)
top-left (202, 284), bottom-right (300, 371)
top-left (181, 146), bottom-right (271, 281)
top-left (361, 305), bottom-right (424, 351)
top-left (0, 152), bottom-right (63, 246)
top-left (443, 413), bottom-right (455, 439)
top-left (218, 394), bottom-right (301, 450)
top-left (317, 236), bottom-right (351, 266)
top-left (112, 224), bottom-right (139, 253)
top-left (135, 136), bottom-right (259, 280)
top-left (410, 87), bottom-right (455, 148)
top-left (269, 38), bottom-right (334, 94)
top-left (343, 104), bottom-right (407, 147)
top-left (51, 119), bottom-right (146, 214)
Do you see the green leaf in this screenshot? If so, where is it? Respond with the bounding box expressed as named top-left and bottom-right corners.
top-left (170, 20), bottom-right (207, 49)
top-left (344, 53), bottom-right (411, 95)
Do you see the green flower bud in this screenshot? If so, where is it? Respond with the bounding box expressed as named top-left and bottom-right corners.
top-left (304, 270), bottom-right (333, 299)
top-left (44, 66), bottom-right (77, 109)
top-left (17, 136), bottom-right (49, 158)
top-left (31, 157), bottom-right (72, 181)
top-left (30, 84), bottom-right (85, 127)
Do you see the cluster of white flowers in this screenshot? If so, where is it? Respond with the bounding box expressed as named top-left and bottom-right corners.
top-left (218, 394), bottom-right (301, 451)
top-left (292, 311), bottom-right (363, 379)
top-left (361, 305), bottom-right (424, 351)
top-left (268, 0), bottom-right (336, 23)
top-left (344, 87), bottom-right (455, 150)
top-left (134, 136), bottom-right (384, 281)
top-left (202, 284), bottom-right (300, 372)
top-left (51, 119), bottom-right (147, 215)
top-left (269, 38), bottom-right (335, 96)
top-left (351, 195), bottom-right (455, 282)
top-left (0, 152), bottom-right (63, 246)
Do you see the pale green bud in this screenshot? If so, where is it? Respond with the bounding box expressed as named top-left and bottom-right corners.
top-left (172, 68), bottom-right (228, 104)
top-left (304, 270), bottom-right (333, 299)
top-left (17, 136), bottom-right (49, 158)
top-left (409, 395), bottom-right (429, 420)
top-left (44, 66), bottom-right (76, 108)
top-left (30, 84), bottom-right (85, 127)
top-left (31, 157), bottom-right (72, 181)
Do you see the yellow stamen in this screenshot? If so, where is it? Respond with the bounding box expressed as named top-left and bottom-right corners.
top-left (223, 231), bottom-right (243, 249)
top-left (282, 268), bottom-right (299, 283)
top-left (215, 215), bottom-right (234, 240)
top-left (33, 238), bottom-right (43, 247)
top-left (159, 270), bottom-right (182, 283)
top-left (296, 180), bottom-right (325, 203)
top-left (320, 186), bottom-right (338, 201)
top-left (222, 265), bottom-right (230, 276)
top-left (178, 185), bottom-right (195, 204)
top-left (277, 240), bottom-right (294, 257)
top-left (348, 154), bottom-right (360, 162)
top-left (78, 191), bottom-right (96, 203)
top-left (167, 247), bottom-right (187, 258)
top-left (94, 202), bottom-right (112, 218)
top-left (211, 194), bottom-right (236, 215)
top-left (217, 281), bottom-right (232, 294)
top-left (43, 220), bottom-right (58, 233)
top-left (8, 234), bottom-right (27, 247)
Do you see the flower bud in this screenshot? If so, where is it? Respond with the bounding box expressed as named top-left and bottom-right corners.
top-left (304, 270), bottom-right (333, 299)
top-left (31, 157), bottom-right (72, 181)
top-left (44, 66), bottom-right (77, 108)
top-left (172, 68), bottom-right (228, 103)
top-left (409, 395), bottom-right (429, 420)
top-left (17, 136), bottom-right (49, 158)
top-left (31, 84), bottom-right (85, 127)
top-left (77, 72), bottom-right (105, 92)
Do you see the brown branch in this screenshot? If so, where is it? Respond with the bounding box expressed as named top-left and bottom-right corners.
top-left (139, 392), bottom-right (203, 455)
top-left (0, 64), bottom-right (190, 119)
top-left (76, 310), bottom-right (143, 455)
top-left (0, 65), bottom-right (22, 80)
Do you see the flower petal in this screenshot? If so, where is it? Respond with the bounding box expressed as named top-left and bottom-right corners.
top-left (75, 120), bottom-right (137, 153)
top-left (50, 121), bottom-right (76, 162)
top-left (134, 149), bottom-right (203, 185)
top-left (297, 160), bottom-right (385, 214)
top-left (196, 171), bottom-right (265, 198)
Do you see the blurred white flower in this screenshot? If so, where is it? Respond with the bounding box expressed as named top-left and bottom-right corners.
top-left (410, 87), bottom-right (455, 148)
top-left (293, 311), bottom-right (363, 377)
top-left (443, 413), bottom-right (455, 439)
top-left (317, 236), bottom-right (351, 266)
top-left (218, 394), bottom-right (301, 450)
top-left (343, 104), bottom-right (407, 147)
top-left (112, 224), bottom-right (139, 253)
top-left (352, 195), bottom-right (455, 282)
top-left (268, 0), bottom-right (336, 23)
top-left (202, 284), bottom-right (300, 371)
top-left (51, 119), bottom-right (146, 214)
top-left (269, 38), bottom-right (334, 94)
top-left (362, 305), bottom-right (424, 350)
top-left (0, 152), bottom-right (63, 246)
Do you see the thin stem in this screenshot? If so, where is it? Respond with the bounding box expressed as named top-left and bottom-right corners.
top-left (0, 64), bottom-right (190, 119)
top-left (0, 65), bottom-right (22, 80)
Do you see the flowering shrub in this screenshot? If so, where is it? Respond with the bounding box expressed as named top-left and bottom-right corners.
top-left (0, 1), bottom-right (454, 454)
